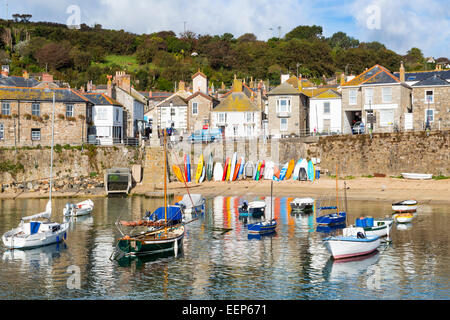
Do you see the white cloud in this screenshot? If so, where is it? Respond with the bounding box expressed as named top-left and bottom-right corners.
top-left (351, 0), bottom-right (450, 57)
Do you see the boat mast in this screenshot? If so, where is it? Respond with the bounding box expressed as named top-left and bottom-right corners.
top-left (271, 180), bottom-right (273, 220)
top-left (335, 163), bottom-right (339, 214)
top-left (163, 129), bottom-right (167, 236)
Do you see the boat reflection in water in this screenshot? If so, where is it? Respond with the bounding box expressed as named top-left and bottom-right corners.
top-left (316, 223), bottom-right (346, 234)
top-left (322, 250), bottom-right (380, 283)
top-left (116, 247), bottom-right (184, 268)
top-left (2, 242), bottom-right (67, 266)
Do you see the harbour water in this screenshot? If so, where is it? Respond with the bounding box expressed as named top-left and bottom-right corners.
top-left (0, 195), bottom-right (448, 300)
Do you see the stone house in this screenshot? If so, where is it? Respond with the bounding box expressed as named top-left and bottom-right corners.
top-left (266, 80), bottom-right (309, 138)
top-left (211, 78), bottom-right (261, 138)
top-left (341, 64), bottom-right (412, 134)
top-left (155, 93), bottom-right (188, 134)
top-left (186, 91), bottom-right (219, 132)
top-left (0, 86), bottom-right (93, 147)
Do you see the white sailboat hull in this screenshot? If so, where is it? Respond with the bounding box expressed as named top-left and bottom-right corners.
top-left (401, 173), bottom-right (432, 180)
top-left (324, 236), bottom-right (380, 259)
top-left (63, 199), bottom-right (94, 217)
top-left (2, 222), bottom-right (70, 250)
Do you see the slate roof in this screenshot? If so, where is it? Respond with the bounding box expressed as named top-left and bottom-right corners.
top-left (212, 91), bottom-right (259, 112)
top-left (0, 75), bottom-right (39, 87)
top-left (342, 65), bottom-right (400, 86)
top-left (267, 81), bottom-right (300, 95)
top-left (157, 94), bottom-right (188, 107)
top-left (393, 70), bottom-right (450, 82)
top-left (309, 89), bottom-right (341, 99)
top-left (83, 93), bottom-right (123, 106)
top-left (412, 74), bottom-right (450, 87)
top-left (0, 87), bottom-right (91, 103)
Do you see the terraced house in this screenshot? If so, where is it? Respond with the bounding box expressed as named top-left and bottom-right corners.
top-left (340, 64), bottom-right (412, 134)
top-left (0, 86), bottom-right (93, 147)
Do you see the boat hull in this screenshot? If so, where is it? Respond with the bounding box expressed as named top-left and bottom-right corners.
top-left (247, 220), bottom-right (277, 234)
top-left (316, 212), bottom-right (346, 226)
top-left (117, 226), bottom-right (185, 256)
top-left (2, 223), bottom-right (69, 250)
top-left (363, 220), bottom-right (393, 237)
top-left (401, 173), bottom-right (432, 180)
top-left (393, 213), bottom-right (414, 223)
top-left (324, 236), bottom-right (380, 259)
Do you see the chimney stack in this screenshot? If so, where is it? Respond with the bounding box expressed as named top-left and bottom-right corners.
top-left (23, 70), bottom-right (29, 79)
top-left (340, 73), bottom-right (345, 86)
top-left (106, 75), bottom-right (113, 98)
top-left (399, 61), bottom-right (405, 83)
top-left (42, 73), bottom-right (54, 83)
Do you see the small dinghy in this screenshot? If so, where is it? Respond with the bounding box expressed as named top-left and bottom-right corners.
top-left (316, 207), bottom-right (346, 226)
top-left (247, 219), bottom-right (277, 234)
top-left (63, 199), bottom-right (94, 217)
top-left (401, 173), bottom-right (432, 180)
top-left (323, 226), bottom-right (381, 260)
top-left (393, 212), bottom-right (414, 223)
top-left (290, 197), bottom-right (314, 213)
top-left (392, 200), bottom-right (417, 213)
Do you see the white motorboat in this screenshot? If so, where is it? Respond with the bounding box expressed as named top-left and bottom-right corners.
top-left (63, 199), bottom-right (94, 217)
top-left (290, 197), bottom-right (314, 213)
top-left (393, 212), bottom-right (414, 223)
top-left (177, 194), bottom-right (205, 215)
top-left (323, 226), bottom-right (381, 260)
top-left (392, 200), bottom-right (418, 212)
top-left (352, 216), bottom-right (393, 237)
top-left (401, 173), bottom-right (432, 180)
top-left (2, 201), bottom-right (70, 249)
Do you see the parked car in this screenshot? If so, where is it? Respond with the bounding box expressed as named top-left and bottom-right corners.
top-left (187, 129), bottom-right (222, 143)
top-left (352, 121), bottom-right (365, 134)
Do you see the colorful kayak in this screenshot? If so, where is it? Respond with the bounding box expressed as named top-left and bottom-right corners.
top-left (229, 153), bottom-right (237, 182)
top-left (213, 163), bottom-right (223, 182)
top-left (273, 165), bottom-right (280, 179)
top-left (206, 153), bottom-right (214, 181)
top-left (184, 154), bottom-right (188, 182)
top-left (292, 159), bottom-right (302, 180)
top-left (195, 154), bottom-right (204, 183)
top-left (307, 160), bottom-right (315, 182)
top-left (223, 158), bottom-right (230, 181)
top-left (238, 157), bottom-right (245, 179)
top-left (172, 165), bottom-right (185, 183)
top-left (279, 162), bottom-right (289, 180)
top-left (259, 160), bottom-right (265, 181)
top-left (285, 159), bottom-right (295, 180)
top-left (255, 161), bottom-right (262, 180)
top-left (233, 157), bottom-right (242, 181)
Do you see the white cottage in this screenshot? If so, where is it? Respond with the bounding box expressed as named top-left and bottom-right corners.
top-left (307, 89), bottom-right (342, 134)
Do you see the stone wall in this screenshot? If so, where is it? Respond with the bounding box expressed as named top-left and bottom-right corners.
top-left (0, 145), bottom-right (145, 188)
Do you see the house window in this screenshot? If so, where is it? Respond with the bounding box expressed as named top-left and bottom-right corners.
top-left (382, 87), bottom-right (392, 103)
top-left (32, 103), bottom-right (40, 117)
top-left (0, 123), bottom-right (4, 140)
top-left (276, 99), bottom-right (291, 112)
top-left (246, 112), bottom-right (254, 122)
top-left (170, 108), bottom-right (176, 117)
top-left (425, 109), bottom-right (434, 123)
top-left (349, 89), bottom-right (357, 105)
top-left (66, 104), bottom-right (74, 117)
top-left (218, 113), bottom-right (226, 123)
top-left (233, 125), bottom-right (239, 136)
top-left (425, 90), bottom-right (434, 103)
top-left (280, 118), bottom-right (288, 131)
top-left (31, 128), bottom-right (41, 141)
top-left (365, 88), bottom-right (374, 104)
top-left (323, 102), bottom-right (330, 114)
top-left (115, 108), bottom-right (120, 122)
top-left (1, 102), bottom-right (11, 115)
top-left (192, 102), bottom-right (198, 115)
top-left (96, 107), bottom-right (107, 120)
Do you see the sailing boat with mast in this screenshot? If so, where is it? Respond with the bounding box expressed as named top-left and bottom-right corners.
top-left (316, 164), bottom-right (346, 226)
top-left (114, 131), bottom-right (185, 257)
top-left (2, 90), bottom-right (69, 249)
top-left (247, 181), bottom-right (277, 234)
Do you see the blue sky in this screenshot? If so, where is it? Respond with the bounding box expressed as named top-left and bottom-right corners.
top-left (4, 0), bottom-right (450, 58)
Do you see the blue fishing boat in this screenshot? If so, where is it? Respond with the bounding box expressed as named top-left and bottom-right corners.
top-left (247, 181), bottom-right (277, 235)
top-left (316, 207), bottom-right (347, 226)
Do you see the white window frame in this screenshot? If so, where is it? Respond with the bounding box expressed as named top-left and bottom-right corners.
top-left (382, 87), bottom-right (392, 103)
top-left (218, 113), bottom-right (226, 123)
top-left (0, 123), bottom-right (4, 140)
top-left (1, 102), bottom-right (11, 115)
top-left (245, 112), bottom-right (254, 123)
top-left (365, 88), bottom-right (374, 104)
top-left (379, 109), bottom-right (395, 127)
top-left (425, 90), bottom-right (434, 104)
top-left (31, 128), bottom-right (41, 141)
top-left (425, 109), bottom-right (434, 123)
top-left (96, 107), bottom-right (108, 120)
top-left (323, 102), bottom-right (330, 114)
top-left (276, 98), bottom-right (291, 113)
top-left (31, 103), bottom-right (40, 117)
top-left (349, 89), bottom-right (357, 105)
top-left (192, 102), bottom-right (198, 115)
top-left (66, 104), bottom-right (74, 118)
top-left (280, 118), bottom-right (288, 131)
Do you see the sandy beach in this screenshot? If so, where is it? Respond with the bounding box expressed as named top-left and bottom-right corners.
top-left (1, 177), bottom-right (449, 204)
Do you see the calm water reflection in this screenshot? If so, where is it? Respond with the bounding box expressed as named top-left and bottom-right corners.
top-left (0, 195), bottom-right (449, 300)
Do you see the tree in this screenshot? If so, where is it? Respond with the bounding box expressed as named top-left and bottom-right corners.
top-left (34, 42), bottom-right (72, 70)
top-left (327, 32), bottom-right (359, 49)
top-left (285, 25), bottom-right (323, 41)
top-left (237, 33), bottom-right (257, 42)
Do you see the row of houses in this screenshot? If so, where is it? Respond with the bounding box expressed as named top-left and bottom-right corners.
top-left (1, 63), bottom-right (449, 147)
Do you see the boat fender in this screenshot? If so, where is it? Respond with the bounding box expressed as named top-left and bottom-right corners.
top-left (357, 232), bottom-right (366, 239)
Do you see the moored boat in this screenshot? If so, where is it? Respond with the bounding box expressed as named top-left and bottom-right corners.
top-left (239, 200), bottom-right (266, 218)
top-left (176, 194), bottom-right (205, 216)
top-left (392, 200), bottom-right (418, 212)
top-left (323, 226), bottom-right (381, 260)
top-left (63, 199), bottom-right (94, 217)
top-left (290, 197), bottom-right (314, 213)
top-left (352, 216), bottom-right (393, 237)
top-left (393, 212), bottom-right (414, 223)
top-left (401, 173), bottom-right (432, 180)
